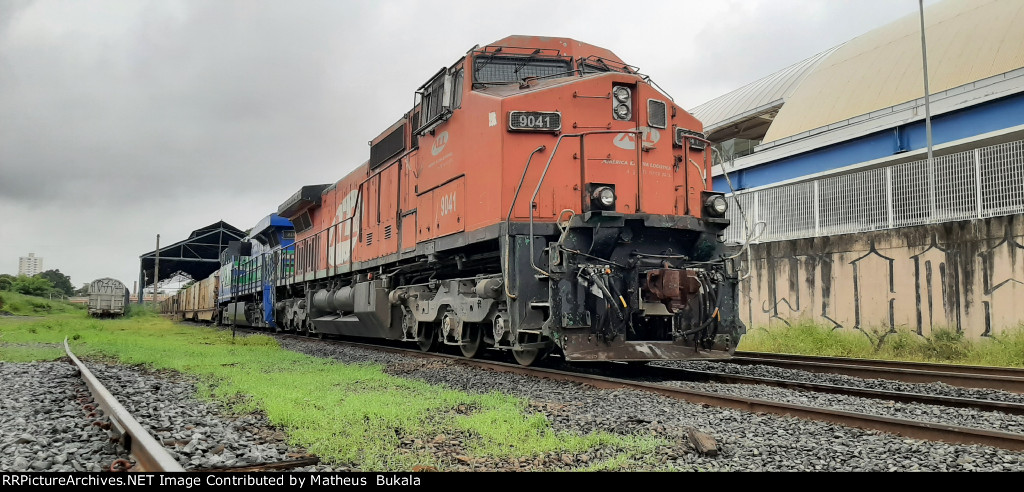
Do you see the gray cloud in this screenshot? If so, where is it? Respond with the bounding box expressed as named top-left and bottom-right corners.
top-left (0, 0), bottom-right (940, 288)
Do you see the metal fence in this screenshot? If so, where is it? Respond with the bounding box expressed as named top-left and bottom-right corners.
top-left (724, 139), bottom-right (1024, 244)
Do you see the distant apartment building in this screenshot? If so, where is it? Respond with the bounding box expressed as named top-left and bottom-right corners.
top-left (18, 253), bottom-right (43, 276)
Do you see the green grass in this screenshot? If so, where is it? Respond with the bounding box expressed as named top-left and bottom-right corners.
top-left (0, 343), bottom-right (65, 362)
top-left (0, 310), bottom-right (663, 470)
top-left (0, 291), bottom-right (84, 316)
top-left (738, 321), bottom-right (1024, 368)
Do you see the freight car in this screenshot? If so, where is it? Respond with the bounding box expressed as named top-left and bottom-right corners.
top-left (163, 35), bottom-right (745, 365)
top-left (161, 273), bottom-right (219, 323)
top-left (88, 278), bottom-right (130, 317)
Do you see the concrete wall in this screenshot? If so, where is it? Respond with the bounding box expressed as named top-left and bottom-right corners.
top-left (740, 214), bottom-right (1024, 338)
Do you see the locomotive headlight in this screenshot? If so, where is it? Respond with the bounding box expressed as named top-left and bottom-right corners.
top-left (613, 86), bottom-right (631, 103)
top-left (614, 103), bottom-right (631, 120)
top-left (704, 194), bottom-right (729, 217)
top-left (592, 186), bottom-right (616, 209)
top-left (612, 86), bottom-right (632, 120)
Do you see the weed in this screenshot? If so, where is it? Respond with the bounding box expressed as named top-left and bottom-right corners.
top-left (0, 312), bottom-right (662, 470)
top-left (739, 322), bottom-right (1024, 368)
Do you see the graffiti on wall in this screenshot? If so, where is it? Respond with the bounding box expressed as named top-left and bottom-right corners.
top-left (741, 215), bottom-right (1024, 339)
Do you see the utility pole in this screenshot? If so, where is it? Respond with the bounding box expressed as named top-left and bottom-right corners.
top-left (153, 234), bottom-right (160, 307)
top-left (919, 0), bottom-right (936, 219)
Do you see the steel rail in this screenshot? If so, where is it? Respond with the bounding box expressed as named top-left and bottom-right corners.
top-left (64, 337), bottom-right (185, 472)
top-left (726, 353), bottom-right (1024, 394)
top-left (736, 351), bottom-right (1024, 378)
top-left (639, 365), bottom-right (1024, 416)
top-left (272, 334), bottom-right (1024, 451)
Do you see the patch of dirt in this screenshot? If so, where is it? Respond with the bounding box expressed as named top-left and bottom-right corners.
top-left (384, 359), bottom-right (453, 376)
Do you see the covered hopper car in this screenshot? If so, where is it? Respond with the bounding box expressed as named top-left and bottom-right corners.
top-left (161, 35), bottom-right (745, 365)
top-left (88, 278), bottom-right (130, 317)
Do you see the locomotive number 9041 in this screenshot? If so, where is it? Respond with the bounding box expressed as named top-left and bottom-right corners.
top-left (508, 111), bottom-right (561, 132)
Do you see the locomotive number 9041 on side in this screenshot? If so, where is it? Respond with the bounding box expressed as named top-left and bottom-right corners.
top-left (166, 35), bottom-right (745, 366)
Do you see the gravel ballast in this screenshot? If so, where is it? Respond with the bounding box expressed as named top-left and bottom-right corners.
top-left (0, 360), bottom-right (348, 472)
top-left (276, 335), bottom-right (1024, 472)
top-left (7, 334), bottom-right (1024, 472)
top-left (0, 361), bottom-right (129, 472)
top-left (85, 363), bottom-right (349, 472)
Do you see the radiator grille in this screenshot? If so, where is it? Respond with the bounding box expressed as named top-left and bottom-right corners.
top-left (648, 99), bottom-right (667, 129)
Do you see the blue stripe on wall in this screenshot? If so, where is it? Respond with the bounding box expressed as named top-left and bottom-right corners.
top-left (713, 91), bottom-right (1024, 191)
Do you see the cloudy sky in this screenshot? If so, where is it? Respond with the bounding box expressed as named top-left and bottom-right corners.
top-left (0, 0), bottom-right (941, 293)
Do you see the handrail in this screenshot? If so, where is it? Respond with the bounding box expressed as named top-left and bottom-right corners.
top-left (503, 145), bottom-right (547, 299)
top-left (528, 129), bottom-right (642, 278)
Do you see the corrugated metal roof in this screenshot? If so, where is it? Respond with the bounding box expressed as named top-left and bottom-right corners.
top-left (690, 46), bottom-right (839, 132)
top-left (764, 0), bottom-right (1024, 143)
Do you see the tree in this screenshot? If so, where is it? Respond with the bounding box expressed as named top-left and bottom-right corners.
top-left (12, 275), bottom-right (54, 296)
top-left (0, 274), bottom-right (14, 291)
top-left (74, 283), bottom-right (90, 296)
top-left (35, 269), bottom-right (73, 297)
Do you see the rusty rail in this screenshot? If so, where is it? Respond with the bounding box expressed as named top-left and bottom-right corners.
top-left (465, 359), bottom-right (1024, 451)
top-left (64, 337), bottom-right (185, 472)
top-left (736, 351), bottom-right (1024, 378)
top-left (270, 334), bottom-right (1024, 452)
top-left (640, 365), bottom-right (1024, 415)
top-left (727, 353), bottom-right (1024, 394)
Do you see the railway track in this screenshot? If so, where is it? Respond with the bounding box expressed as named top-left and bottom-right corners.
top-left (63, 337), bottom-right (325, 473)
top-left (729, 352), bottom-right (1024, 394)
top-left (262, 331), bottom-right (1024, 452)
top-left (63, 337), bottom-right (185, 472)
top-left (639, 365), bottom-right (1024, 415)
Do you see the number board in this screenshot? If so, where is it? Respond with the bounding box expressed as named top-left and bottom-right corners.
top-left (508, 111), bottom-right (561, 132)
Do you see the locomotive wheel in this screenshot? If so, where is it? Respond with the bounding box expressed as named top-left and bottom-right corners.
top-left (512, 347), bottom-right (541, 366)
top-left (459, 324), bottom-right (484, 358)
top-left (417, 324), bottom-right (439, 352)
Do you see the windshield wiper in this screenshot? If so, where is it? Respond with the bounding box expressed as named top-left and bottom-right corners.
top-left (512, 49), bottom-right (543, 76)
top-left (473, 47), bottom-right (502, 78)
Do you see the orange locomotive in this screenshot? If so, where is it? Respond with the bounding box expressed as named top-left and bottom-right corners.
top-left (275, 36), bottom-right (744, 365)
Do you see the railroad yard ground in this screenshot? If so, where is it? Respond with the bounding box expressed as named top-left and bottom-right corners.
top-left (3, 294), bottom-right (1024, 472)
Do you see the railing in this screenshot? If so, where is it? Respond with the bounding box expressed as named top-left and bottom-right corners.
top-left (724, 139), bottom-right (1024, 244)
top-left (291, 211), bottom-right (358, 280)
top-left (224, 210), bottom-right (359, 302)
